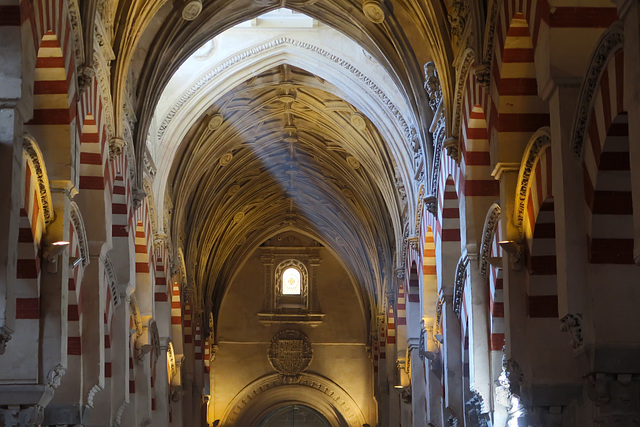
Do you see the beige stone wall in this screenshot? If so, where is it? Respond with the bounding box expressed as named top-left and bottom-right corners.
top-left (212, 237), bottom-right (374, 424)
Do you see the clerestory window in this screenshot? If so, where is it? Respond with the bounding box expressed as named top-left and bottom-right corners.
top-left (282, 267), bottom-right (301, 295)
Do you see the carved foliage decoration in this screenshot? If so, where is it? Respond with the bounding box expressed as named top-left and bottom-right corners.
top-left (22, 136), bottom-right (53, 225)
top-left (453, 255), bottom-right (469, 317)
top-left (571, 22), bottom-right (624, 160)
top-left (424, 62), bottom-right (443, 113)
top-left (268, 329), bottom-right (313, 381)
top-left (480, 202), bottom-right (501, 278)
top-left (70, 202), bottom-right (90, 268)
top-left (514, 129), bottom-right (551, 235)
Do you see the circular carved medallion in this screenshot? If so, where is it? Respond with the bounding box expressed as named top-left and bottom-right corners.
top-left (363, 0), bottom-right (385, 24)
top-left (268, 330), bottom-right (313, 379)
top-left (182, 0), bottom-right (202, 21)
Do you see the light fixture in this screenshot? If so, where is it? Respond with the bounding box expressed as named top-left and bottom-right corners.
top-left (499, 240), bottom-right (521, 257)
top-left (43, 241), bottom-right (70, 273)
top-left (69, 256), bottom-right (83, 269)
top-left (498, 240), bottom-right (522, 270)
top-left (43, 241), bottom-right (70, 262)
top-left (394, 385), bottom-right (404, 389)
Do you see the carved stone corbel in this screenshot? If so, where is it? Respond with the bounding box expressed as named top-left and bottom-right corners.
top-left (473, 63), bottom-right (491, 88)
top-left (0, 325), bottom-right (13, 355)
top-left (560, 313), bottom-right (584, 351)
top-left (109, 137), bottom-right (126, 160)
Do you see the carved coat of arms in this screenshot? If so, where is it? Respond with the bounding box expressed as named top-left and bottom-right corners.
top-left (268, 330), bottom-right (312, 381)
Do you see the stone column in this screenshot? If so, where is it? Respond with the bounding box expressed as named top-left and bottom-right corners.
top-left (40, 187), bottom-right (73, 384)
top-left (153, 338), bottom-right (171, 425)
top-left (441, 294), bottom-right (463, 425)
top-left (0, 106), bottom-right (23, 355)
top-left (408, 338), bottom-right (427, 427)
top-left (466, 253), bottom-right (492, 410)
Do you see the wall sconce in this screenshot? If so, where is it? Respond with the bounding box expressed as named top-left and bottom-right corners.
top-left (43, 241), bottom-right (70, 273)
top-left (498, 240), bottom-right (522, 270)
top-left (69, 256), bottom-right (83, 269)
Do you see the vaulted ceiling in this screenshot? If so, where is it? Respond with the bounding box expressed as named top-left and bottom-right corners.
top-left (168, 64), bottom-right (400, 322)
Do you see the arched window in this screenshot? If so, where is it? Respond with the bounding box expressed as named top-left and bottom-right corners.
top-left (282, 267), bottom-right (301, 295)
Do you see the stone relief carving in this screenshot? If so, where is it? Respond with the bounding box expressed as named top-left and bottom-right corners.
top-left (480, 202), bottom-right (501, 278)
top-left (447, 0), bottom-right (469, 47)
top-left (424, 62), bottom-right (442, 114)
top-left (514, 131), bottom-right (551, 234)
top-left (571, 22), bottom-right (624, 159)
top-left (560, 313), bottom-right (584, 351)
top-left (268, 330), bottom-right (313, 383)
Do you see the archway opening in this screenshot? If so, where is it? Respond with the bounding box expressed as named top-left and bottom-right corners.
top-left (259, 404), bottom-right (331, 427)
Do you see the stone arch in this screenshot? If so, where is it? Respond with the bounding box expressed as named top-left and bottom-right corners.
top-left (27, 30), bottom-right (78, 186)
top-left (491, 13), bottom-right (549, 169)
top-left (221, 372), bottom-right (367, 426)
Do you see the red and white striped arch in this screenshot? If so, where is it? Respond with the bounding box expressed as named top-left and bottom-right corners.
top-left (581, 49), bottom-right (633, 264)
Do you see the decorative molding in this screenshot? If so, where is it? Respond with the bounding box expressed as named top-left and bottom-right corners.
top-left (571, 22), bottom-right (624, 160)
top-left (22, 136), bottom-right (54, 224)
top-left (115, 401), bottom-right (127, 426)
top-left (157, 37), bottom-right (412, 146)
top-left (69, 202), bottom-right (90, 268)
top-left (453, 255), bottom-right (469, 317)
top-left (514, 129), bottom-right (551, 235)
top-left (67, 0), bottom-right (85, 72)
top-left (414, 185), bottom-right (425, 234)
top-left (480, 202), bottom-right (501, 278)
top-left (482, 0), bottom-right (500, 79)
top-left (222, 372), bottom-right (366, 425)
top-left (86, 384), bottom-right (103, 408)
top-left (430, 128), bottom-right (446, 196)
top-left (560, 313), bottom-right (584, 351)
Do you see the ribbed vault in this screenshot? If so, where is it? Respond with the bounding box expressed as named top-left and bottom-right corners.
top-left (168, 64), bottom-right (400, 324)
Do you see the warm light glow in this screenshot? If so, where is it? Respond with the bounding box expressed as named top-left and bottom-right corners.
top-left (52, 240), bottom-right (70, 246)
top-left (282, 267), bottom-right (301, 295)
